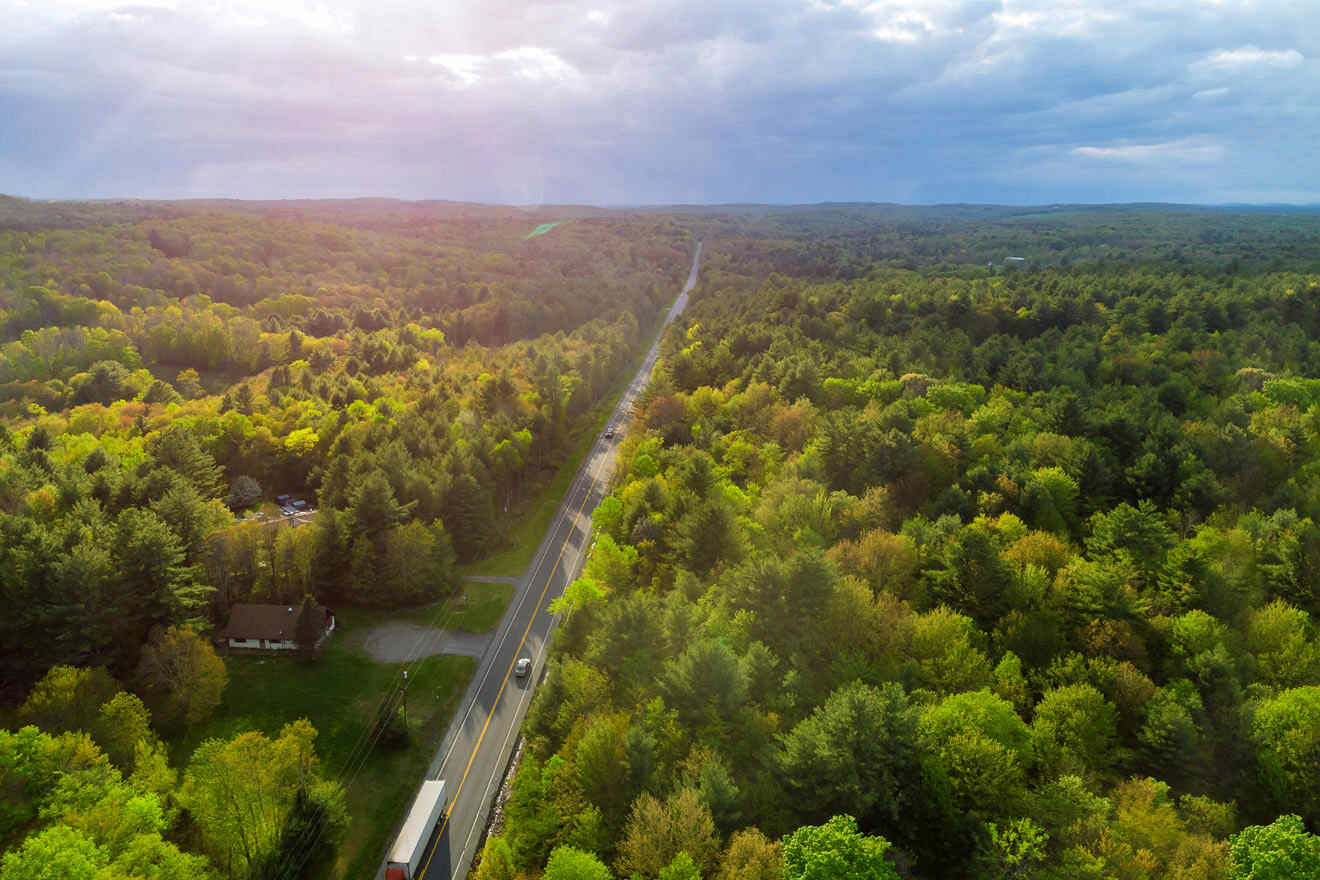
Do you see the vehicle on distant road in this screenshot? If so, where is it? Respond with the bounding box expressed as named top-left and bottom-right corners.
top-left (386, 779), bottom-right (446, 880)
top-left (514, 657), bottom-right (531, 678)
top-left (604, 427), bottom-right (615, 439)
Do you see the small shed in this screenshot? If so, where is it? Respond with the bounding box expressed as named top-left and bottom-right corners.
top-left (217, 603), bottom-right (335, 651)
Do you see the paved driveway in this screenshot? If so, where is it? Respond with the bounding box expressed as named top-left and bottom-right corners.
top-left (361, 622), bottom-right (492, 663)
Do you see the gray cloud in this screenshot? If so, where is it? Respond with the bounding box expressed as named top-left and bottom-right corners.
top-left (1, 0), bottom-right (1317, 202)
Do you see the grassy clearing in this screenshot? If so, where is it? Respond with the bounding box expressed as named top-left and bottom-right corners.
top-left (388, 580), bottom-right (514, 633)
top-left (168, 611), bottom-right (475, 880)
top-left (523, 220), bottom-right (563, 240)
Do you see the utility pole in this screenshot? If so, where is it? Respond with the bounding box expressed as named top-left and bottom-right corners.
top-left (401, 670), bottom-right (408, 728)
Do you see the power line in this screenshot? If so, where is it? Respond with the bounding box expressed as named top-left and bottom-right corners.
top-left (263, 579), bottom-right (477, 880)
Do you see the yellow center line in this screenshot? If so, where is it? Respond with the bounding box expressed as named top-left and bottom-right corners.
top-left (417, 455), bottom-right (604, 879)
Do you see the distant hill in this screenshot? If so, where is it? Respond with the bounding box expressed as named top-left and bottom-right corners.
top-left (7, 196), bottom-right (1320, 271)
top-left (0, 194), bottom-right (630, 235)
top-left (7, 194), bottom-right (1319, 231)
top-left (0, 195), bottom-right (183, 229)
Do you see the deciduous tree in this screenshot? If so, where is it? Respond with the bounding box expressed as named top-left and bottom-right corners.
top-left (1252, 686), bottom-right (1320, 822)
top-left (782, 815), bottom-right (899, 880)
top-left (546, 846), bottom-right (613, 880)
top-left (16, 665), bottom-right (119, 736)
top-left (617, 788), bottom-right (720, 880)
top-left (134, 625), bottom-right (227, 729)
top-left (718, 828), bottom-right (783, 880)
top-left (1229, 815), bottom-right (1320, 880)
top-left (180, 720), bottom-right (326, 878)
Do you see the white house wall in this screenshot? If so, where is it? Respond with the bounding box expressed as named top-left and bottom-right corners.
top-left (225, 626), bottom-right (333, 652)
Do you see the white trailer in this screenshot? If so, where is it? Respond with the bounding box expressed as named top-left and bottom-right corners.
top-left (386, 780), bottom-right (447, 880)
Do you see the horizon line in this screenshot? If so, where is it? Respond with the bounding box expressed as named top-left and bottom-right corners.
top-left (4, 193), bottom-right (1320, 212)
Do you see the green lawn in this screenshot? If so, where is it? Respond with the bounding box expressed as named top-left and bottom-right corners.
top-left (389, 580), bottom-right (514, 633)
top-left (452, 581), bottom-right (513, 632)
top-left (169, 611), bottom-right (476, 880)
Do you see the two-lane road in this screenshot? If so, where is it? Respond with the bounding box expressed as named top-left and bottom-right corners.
top-left (381, 241), bottom-right (701, 880)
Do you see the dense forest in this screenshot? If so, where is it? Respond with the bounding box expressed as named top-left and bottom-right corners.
top-left (8, 198), bottom-right (1320, 880)
top-left (673, 203), bottom-right (1320, 278)
top-left (0, 198), bottom-right (690, 878)
top-left (480, 221), bottom-right (1320, 878)
top-left (0, 202), bottom-right (690, 684)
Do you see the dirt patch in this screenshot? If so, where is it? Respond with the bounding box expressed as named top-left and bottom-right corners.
top-left (360, 622), bottom-right (492, 664)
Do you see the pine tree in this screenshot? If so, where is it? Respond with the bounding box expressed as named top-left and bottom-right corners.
top-left (294, 595), bottom-right (323, 659)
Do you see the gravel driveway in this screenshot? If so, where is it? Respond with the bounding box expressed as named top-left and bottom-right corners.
top-left (360, 622), bottom-right (492, 663)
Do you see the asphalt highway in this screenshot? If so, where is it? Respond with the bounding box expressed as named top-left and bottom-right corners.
top-left (379, 240), bottom-right (702, 880)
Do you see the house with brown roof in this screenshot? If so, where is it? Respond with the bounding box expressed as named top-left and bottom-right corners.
top-left (216, 603), bottom-right (335, 651)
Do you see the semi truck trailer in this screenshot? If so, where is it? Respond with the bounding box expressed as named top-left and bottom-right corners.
top-left (386, 779), bottom-right (447, 880)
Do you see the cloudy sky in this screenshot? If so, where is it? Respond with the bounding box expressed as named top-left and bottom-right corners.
top-left (1, 0), bottom-right (1317, 204)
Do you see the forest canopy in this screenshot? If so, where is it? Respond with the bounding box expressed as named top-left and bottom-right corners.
top-left (0, 204), bottom-right (692, 697)
top-left (0, 197), bottom-right (696, 880)
top-left (8, 198), bottom-right (1320, 880)
top-left (485, 207), bottom-right (1320, 880)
